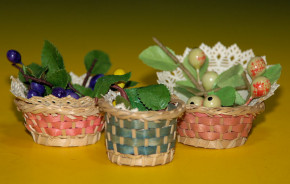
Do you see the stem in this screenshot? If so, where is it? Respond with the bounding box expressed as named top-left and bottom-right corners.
top-left (197, 69), bottom-right (201, 84)
top-left (68, 83), bottom-right (84, 97)
top-left (82, 59), bottom-right (97, 86)
top-left (111, 84), bottom-right (129, 101)
top-left (242, 71), bottom-right (252, 101)
top-left (245, 97), bottom-right (253, 106)
top-left (12, 64), bottom-right (53, 87)
top-left (194, 85), bottom-right (248, 96)
top-left (152, 37), bottom-right (203, 91)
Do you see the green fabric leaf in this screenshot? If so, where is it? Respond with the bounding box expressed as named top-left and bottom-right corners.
top-left (199, 57), bottom-right (209, 79)
top-left (44, 85), bottom-right (52, 96)
top-left (214, 64), bottom-right (245, 88)
top-left (212, 86), bottom-right (236, 107)
top-left (84, 50), bottom-right (111, 75)
top-left (235, 91), bottom-right (246, 105)
top-left (46, 69), bottom-right (70, 88)
top-left (176, 80), bottom-right (196, 88)
top-left (116, 95), bottom-right (131, 109)
top-left (125, 81), bottom-right (138, 88)
top-left (18, 71), bottom-right (26, 83)
top-left (174, 86), bottom-right (195, 98)
top-left (137, 84), bottom-right (171, 110)
top-left (72, 84), bottom-right (94, 97)
top-left (262, 64), bottom-right (281, 84)
top-left (139, 45), bottom-right (178, 71)
top-left (27, 63), bottom-right (48, 78)
top-left (41, 40), bottom-right (64, 72)
top-left (125, 88), bottom-right (147, 111)
top-left (93, 72), bottom-right (131, 98)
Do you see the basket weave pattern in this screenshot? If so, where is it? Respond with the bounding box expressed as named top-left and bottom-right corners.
top-left (177, 103), bottom-right (265, 149)
top-left (15, 95), bottom-right (104, 147)
top-left (99, 97), bottom-right (185, 166)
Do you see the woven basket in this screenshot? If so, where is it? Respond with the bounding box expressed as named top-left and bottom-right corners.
top-left (177, 103), bottom-right (265, 149)
top-left (99, 97), bottom-right (185, 166)
top-left (14, 95), bottom-right (104, 147)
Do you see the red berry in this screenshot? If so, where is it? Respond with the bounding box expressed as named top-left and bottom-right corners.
top-left (247, 57), bottom-right (266, 79)
top-left (251, 76), bottom-right (271, 98)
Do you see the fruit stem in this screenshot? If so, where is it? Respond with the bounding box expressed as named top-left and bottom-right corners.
top-left (195, 85), bottom-right (247, 96)
top-left (68, 83), bottom-right (84, 97)
top-left (82, 59), bottom-right (97, 87)
top-left (153, 37), bottom-right (204, 91)
top-left (242, 71), bottom-right (252, 101)
top-left (244, 96), bottom-right (253, 106)
top-left (12, 64), bottom-right (53, 87)
top-left (111, 84), bottom-right (129, 101)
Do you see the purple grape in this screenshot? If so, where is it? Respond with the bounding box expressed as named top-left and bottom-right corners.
top-left (65, 89), bottom-right (80, 99)
top-left (27, 90), bottom-right (41, 99)
top-left (89, 74), bottom-right (104, 89)
top-left (52, 87), bottom-right (66, 98)
top-left (7, 50), bottom-right (22, 64)
top-left (30, 82), bottom-right (45, 95)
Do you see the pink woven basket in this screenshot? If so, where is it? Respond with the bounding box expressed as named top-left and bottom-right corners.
top-left (177, 103), bottom-right (265, 149)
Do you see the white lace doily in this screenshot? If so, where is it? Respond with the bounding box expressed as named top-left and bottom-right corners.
top-left (157, 42), bottom-right (280, 106)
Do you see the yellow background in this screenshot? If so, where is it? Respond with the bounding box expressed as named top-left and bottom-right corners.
top-left (0, 0), bottom-right (289, 183)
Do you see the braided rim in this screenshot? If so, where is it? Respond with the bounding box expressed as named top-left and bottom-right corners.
top-left (99, 97), bottom-right (186, 122)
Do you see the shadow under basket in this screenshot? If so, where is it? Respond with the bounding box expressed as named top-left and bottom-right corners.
top-left (99, 97), bottom-right (185, 167)
top-left (14, 95), bottom-right (104, 147)
top-left (177, 103), bottom-right (265, 149)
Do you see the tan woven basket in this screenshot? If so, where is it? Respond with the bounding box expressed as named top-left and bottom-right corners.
top-left (99, 97), bottom-right (185, 167)
top-left (177, 103), bottom-right (265, 149)
top-left (14, 95), bottom-right (104, 147)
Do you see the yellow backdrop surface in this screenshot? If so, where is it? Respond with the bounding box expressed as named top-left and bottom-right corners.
top-left (0, 0), bottom-right (289, 183)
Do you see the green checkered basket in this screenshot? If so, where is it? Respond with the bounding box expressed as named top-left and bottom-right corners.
top-left (99, 97), bottom-right (185, 167)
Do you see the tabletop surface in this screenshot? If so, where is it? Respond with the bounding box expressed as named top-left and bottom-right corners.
top-left (0, 0), bottom-right (289, 184)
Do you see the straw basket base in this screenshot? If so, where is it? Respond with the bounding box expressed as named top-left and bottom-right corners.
top-left (177, 135), bottom-right (247, 149)
top-left (29, 131), bottom-right (101, 147)
top-left (107, 149), bottom-right (175, 167)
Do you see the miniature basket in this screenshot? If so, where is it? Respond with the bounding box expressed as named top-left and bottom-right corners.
top-left (14, 95), bottom-right (104, 147)
top-left (99, 97), bottom-right (185, 167)
top-left (177, 103), bottom-right (265, 149)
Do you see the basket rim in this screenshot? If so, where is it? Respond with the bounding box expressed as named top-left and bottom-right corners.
top-left (185, 102), bottom-right (265, 116)
top-left (99, 97), bottom-right (186, 121)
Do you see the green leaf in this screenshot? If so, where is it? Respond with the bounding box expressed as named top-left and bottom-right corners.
top-left (93, 72), bottom-right (131, 98)
top-left (235, 91), bottom-right (246, 105)
top-left (176, 80), bottom-right (196, 88)
top-left (18, 71), bottom-right (26, 83)
top-left (139, 45), bottom-right (178, 71)
top-left (125, 88), bottom-right (147, 111)
top-left (46, 69), bottom-right (70, 88)
top-left (27, 63), bottom-right (48, 78)
top-left (125, 81), bottom-right (138, 88)
top-left (44, 85), bottom-right (52, 96)
top-left (72, 84), bottom-right (94, 97)
top-left (199, 57), bottom-right (209, 79)
top-left (262, 64), bottom-right (281, 84)
top-left (212, 86), bottom-right (236, 107)
top-left (174, 86), bottom-right (195, 98)
top-left (214, 64), bottom-right (245, 88)
top-left (84, 50), bottom-right (111, 75)
top-left (137, 84), bottom-right (171, 110)
top-left (116, 95), bottom-right (131, 109)
top-left (41, 40), bottom-right (64, 72)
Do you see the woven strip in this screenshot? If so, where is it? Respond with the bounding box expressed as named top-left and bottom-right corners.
top-left (107, 148), bottom-right (175, 167)
top-left (14, 95), bottom-right (104, 147)
top-left (177, 103), bottom-right (265, 149)
top-left (99, 97), bottom-right (185, 166)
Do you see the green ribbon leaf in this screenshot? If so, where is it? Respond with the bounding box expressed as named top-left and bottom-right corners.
top-left (235, 91), bottom-right (246, 105)
top-left (41, 40), bottom-right (64, 72)
top-left (125, 81), bottom-right (139, 88)
top-left (116, 95), bottom-right (131, 109)
top-left (46, 69), bottom-right (70, 88)
top-left (84, 50), bottom-right (111, 75)
top-left (72, 84), bottom-right (94, 97)
top-left (139, 45), bottom-right (178, 71)
top-left (211, 86), bottom-right (236, 107)
top-left (93, 72), bottom-right (131, 98)
top-left (137, 84), bottom-right (171, 110)
top-left (262, 64), bottom-right (281, 84)
top-left (124, 88), bottom-right (147, 111)
top-left (174, 86), bottom-right (195, 98)
top-left (44, 85), bottom-right (52, 96)
top-left (27, 63), bottom-right (48, 78)
top-left (176, 80), bottom-right (196, 88)
top-left (214, 64), bottom-right (245, 88)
